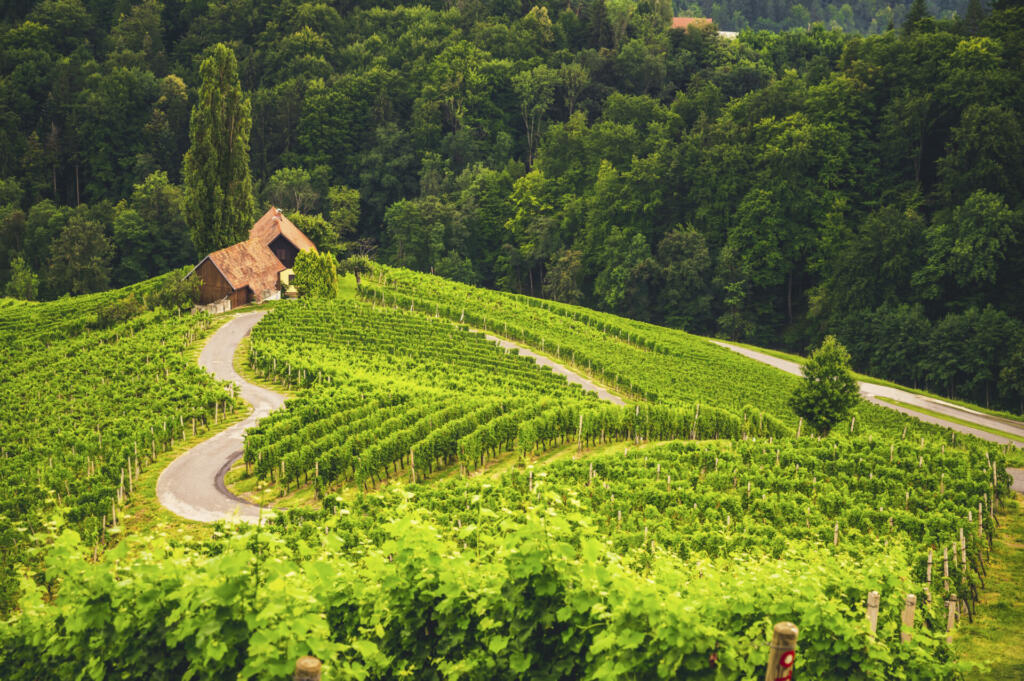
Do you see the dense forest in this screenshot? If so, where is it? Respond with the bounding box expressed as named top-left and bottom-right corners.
top-left (690, 0), bottom-right (969, 32)
top-left (1, 0), bottom-right (1023, 411)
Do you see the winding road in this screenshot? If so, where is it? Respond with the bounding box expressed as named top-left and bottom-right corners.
top-left (710, 340), bottom-right (1024, 448)
top-left (484, 333), bottom-right (625, 406)
top-left (157, 309), bottom-right (1024, 524)
top-left (156, 312), bottom-right (622, 523)
top-left (711, 340), bottom-right (1024, 491)
top-left (157, 311), bottom-right (283, 523)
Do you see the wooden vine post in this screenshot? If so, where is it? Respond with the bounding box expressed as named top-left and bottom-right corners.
top-left (764, 621), bottom-right (798, 681)
top-left (945, 595), bottom-right (958, 643)
top-left (926, 548), bottom-right (933, 602)
top-left (866, 591), bottom-right (880, 635)
top-left (900, 594), bottom-right (916, 643)
top-left (294, 656), bottom-right (322, 681)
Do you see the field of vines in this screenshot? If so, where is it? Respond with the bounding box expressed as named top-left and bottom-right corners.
top-left (355, 266), bottom-right (968, 443)
top-left (0, 267), bottom-right (1017, 680)
top-left (241, 299), bottom-right (788, 493)
top-left (0, 293), bottom-right (242, 613)
top-left (0, 269), bottom-right (188, 356)
top-left (0, 434), bottom-right (1012, 680)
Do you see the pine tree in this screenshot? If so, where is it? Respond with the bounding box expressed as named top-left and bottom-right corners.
top-left (182, 43), bottom-right (255, 256)
top-left (790, 335), bottom-right (860, 435)
top-left (903, 0), bottom-right (931, 33)
top-left (964, 0), bottom-right (985, 33)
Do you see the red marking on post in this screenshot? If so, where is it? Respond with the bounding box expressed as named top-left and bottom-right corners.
top-left (777, 650), bottom-right (796, 680)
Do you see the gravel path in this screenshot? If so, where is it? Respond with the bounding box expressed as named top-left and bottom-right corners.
top-left (710, 340), bottom-right (1024, 448)
top-left (156, 311), bottom-right (283, 523)
top-left (484, 333), bottom-right (625, 406)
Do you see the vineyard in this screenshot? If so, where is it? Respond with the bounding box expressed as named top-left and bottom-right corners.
top-left (0, 284), bottom-right (242, 613)
top-left (239, 298), bottom-right (788, 496)
top-left (354, 266), bottom-right (974, 444)
top-left (0, 436), bottom-right (1012, 680)
top-left (0, 266), bottom-right (1018, 680)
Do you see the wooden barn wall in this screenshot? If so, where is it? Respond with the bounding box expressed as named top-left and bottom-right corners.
top-left (230, 287), bottom-right (251, 309)
top-left (194, 259), bottom-right (234, 304)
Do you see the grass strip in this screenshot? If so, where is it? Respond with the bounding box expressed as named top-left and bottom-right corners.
top-left (954, 495), bottom-right (1024, 679)
top-left (873, 396), bottom-right (1024, 455)
top-left (721, 338), bottom-right (1024, 425)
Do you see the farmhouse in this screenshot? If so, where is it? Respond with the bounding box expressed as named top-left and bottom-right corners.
top-left (190, 207), bottom-right (317, 309)
top-left (670, 16), bottom-right (738, 38)
top-left (249, 207), bottom-right (317, 268)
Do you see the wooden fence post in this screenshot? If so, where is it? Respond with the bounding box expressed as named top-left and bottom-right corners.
top-left (946, 595), bottom-right (958, 643)
top-left (866, 591), bottom-right (880, 634)
top-left (764, 621), bottom-right (798, 681)
top-left (926, 548), bottom-right (933, 602)
top-left (943, 547), bottom-right (950, 592)
top-left (901, 594), bottom-right (916, 643)
top-left (294, 656), bottom-right (322, 681)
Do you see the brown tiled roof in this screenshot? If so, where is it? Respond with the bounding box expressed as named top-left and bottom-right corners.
top-left (204, 239), bottom-right (285, 295)
top-left (671, 16), bottom-right (712, 29)
top-left (249, 206), bottom-right (317, 253)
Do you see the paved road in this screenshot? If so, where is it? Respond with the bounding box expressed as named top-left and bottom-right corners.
top-left (1010, 468), bottom-right (1024, 494)
top-left (484, 333), bottom-right (626, 406)
top-left (157, 311), bottom-right (284, 523)
top-left (710, 340), bottom-right (1024, 448)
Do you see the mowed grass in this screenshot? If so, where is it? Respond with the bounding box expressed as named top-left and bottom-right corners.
top-left (954, 495), bottom-right (1024, 678)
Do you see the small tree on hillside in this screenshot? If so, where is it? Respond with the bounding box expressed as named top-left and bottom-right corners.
top-left (5, 257), bottom-right (39, 300)
top-left (790, 335), bottom-right (860, 435)
top-left (339, 254), bottom-right (372, 285)
top-left (293, 250), bottom-right (338, 298)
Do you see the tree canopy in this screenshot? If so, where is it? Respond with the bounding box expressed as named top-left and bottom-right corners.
top-left (182, 43), bottom-right (255, 256)
top-left (790, 335), bottom-right (860, 434)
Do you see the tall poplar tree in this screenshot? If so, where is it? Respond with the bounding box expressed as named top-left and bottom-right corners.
top-left (182, 43), bottom-right (255, 256)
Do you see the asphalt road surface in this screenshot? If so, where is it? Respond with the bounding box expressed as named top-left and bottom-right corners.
top-left (484, 333), bottom-right (625, 406)
top-left (156, 311), bottom-right (284, 523)
top-left (710, 340), bottom-right (1024, 491)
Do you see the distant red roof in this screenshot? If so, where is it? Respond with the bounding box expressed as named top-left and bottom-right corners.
top-left (249, 206), bottom-right (317, 253)
top-left (203, 239), bottom-right (284, 297)
top-left (671, 16), bottom-right (712, 30)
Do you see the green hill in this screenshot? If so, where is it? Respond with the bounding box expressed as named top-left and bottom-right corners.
top-left (0, 269), bottom-right (1015, 680)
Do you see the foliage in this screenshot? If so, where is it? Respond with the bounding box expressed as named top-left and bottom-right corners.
top-left (4, 256), bottom-right (37, 300)
top-left (145, 265), bottom-right (202, 311)
top-left (0, 430), bottom-right (1008, 680)
top-left (182, 43), bottom-right (255, 256)
top-left (0, 296), bottom-right (241, 612)
top-left (790, 335), bottom-right (860, 434)
top-left (1, 0), bottom-right (1023, 409)
top-left (292, 250), bottom-right (338, 299)
top-left (46, 211), bottom-right (113, 296)
top-left (338, 255), bottom-right (372, 284)
top-left (264, 167), bottom-right (319, 214)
